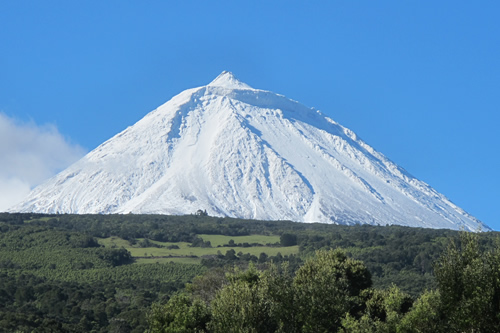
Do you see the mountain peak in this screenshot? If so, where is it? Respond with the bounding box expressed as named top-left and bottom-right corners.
top-left (208, 71), bottom-right (252, 89)
top-left (10, 72), bottom-right (489, 231)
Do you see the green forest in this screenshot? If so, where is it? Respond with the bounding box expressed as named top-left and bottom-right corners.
top-left (0, 213), bottom-right (499, 332)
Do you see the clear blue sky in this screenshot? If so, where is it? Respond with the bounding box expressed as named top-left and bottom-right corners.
top-left (1, 1), bottom-right (499, 230)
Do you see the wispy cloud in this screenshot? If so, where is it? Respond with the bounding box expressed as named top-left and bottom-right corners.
top-left (0, 113), bottom-right (86, 211)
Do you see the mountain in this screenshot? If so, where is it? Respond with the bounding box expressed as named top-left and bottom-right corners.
top-left (11, 71), bottom-right (489, 231)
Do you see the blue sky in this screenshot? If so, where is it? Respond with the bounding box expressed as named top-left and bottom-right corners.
top-left (1, 1), bottom-right (499, 230)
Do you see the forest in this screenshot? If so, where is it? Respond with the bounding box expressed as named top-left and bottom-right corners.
top-left (0, 212), bottom-right (498, 332)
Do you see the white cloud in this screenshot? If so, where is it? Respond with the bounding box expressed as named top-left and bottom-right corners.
top-left (0, 113), bottom-right (86, 211)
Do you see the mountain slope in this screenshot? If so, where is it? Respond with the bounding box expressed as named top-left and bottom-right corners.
top-left (11, 72), bottom-right (489, 231)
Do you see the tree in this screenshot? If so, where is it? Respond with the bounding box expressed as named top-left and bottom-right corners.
top-left (258, 252), bottom-right (268, 263)
top-left (341, 285), bottom-right (413, 333)
top-left (195, 210), bottom-right (208, 217)
top-left (280, 233), bottom-right (297, 247)
top-left (186, 268), bottom-right (227, 304)
top-left (397, 289), bottom-right (442, 333)
top-left (146, 294), bottom-right (210, 333)
top-left (293, 249), bottom-right (372, 332)
top-left (224, 249), bottom-right (237, 260)
top-left (433, 231), bottom-right (500, 332)
top-left (208, 265), bottom-right (277, 333)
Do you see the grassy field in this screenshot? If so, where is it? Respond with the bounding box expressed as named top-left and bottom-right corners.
top-left (198, 234), bottom-right (280, 247)
top-left (24, 216), bottom-right (57, 223)
top-left (98, 235), bottom-right (298, 264)
top-left (98, 236), bottom-right (189, 249)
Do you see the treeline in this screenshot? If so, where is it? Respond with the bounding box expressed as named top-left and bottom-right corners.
top-left (148, 232), bottom-right (500, 332)
top-left (200, 250), bottom-right (304, 273)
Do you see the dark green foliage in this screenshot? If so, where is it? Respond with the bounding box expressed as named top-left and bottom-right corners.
top-left (396, 289), bottom-right (442, 332)
top-left (200, 249), bottom-right (302, 272)
top-left (432, 231), bottom-right (500, 332)
top-left (280, 233), bottom-right (297, 246)
top-left (147, 294), bottom-right (211, 333)
top-left (0, 216), bottom-right (206, 332)
top-left (191, 237), bottom-right (212, 248)
top-left (186, 268), bottom-right (228, 304)
top-left (148, 233), bottom-right (500, 332)
top-left (342, 231), bottom-right (500, 332)
top-left (209, 265), bottom-right (278, 333)
top-left (293, 249), bottom-right (372, 332)
top-left (150, 250), bottom-right (374, 333)
top-left (341, 285), bottom-right (414, 332)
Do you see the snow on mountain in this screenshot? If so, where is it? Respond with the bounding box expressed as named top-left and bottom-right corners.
top-left (10, 71), bottom-right (490, 231)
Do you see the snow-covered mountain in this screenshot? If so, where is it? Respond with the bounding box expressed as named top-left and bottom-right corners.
top-left (11, 71), bottom-right (489, 231)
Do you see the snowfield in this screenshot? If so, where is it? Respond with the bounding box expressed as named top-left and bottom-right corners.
top-left (11, 71), bottom-right (490, 231)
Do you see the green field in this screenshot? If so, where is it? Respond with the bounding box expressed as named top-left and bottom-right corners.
top-left (98, 236), bottom-right (189, 249)
top-left (198, 234), bottom-right (280, 247)
top-left (24, 216), bottom-right (56, 223)
top-left (123, 245), bottom-right (299, 258)
top-left (98, 235), bottom-right (298, 263)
